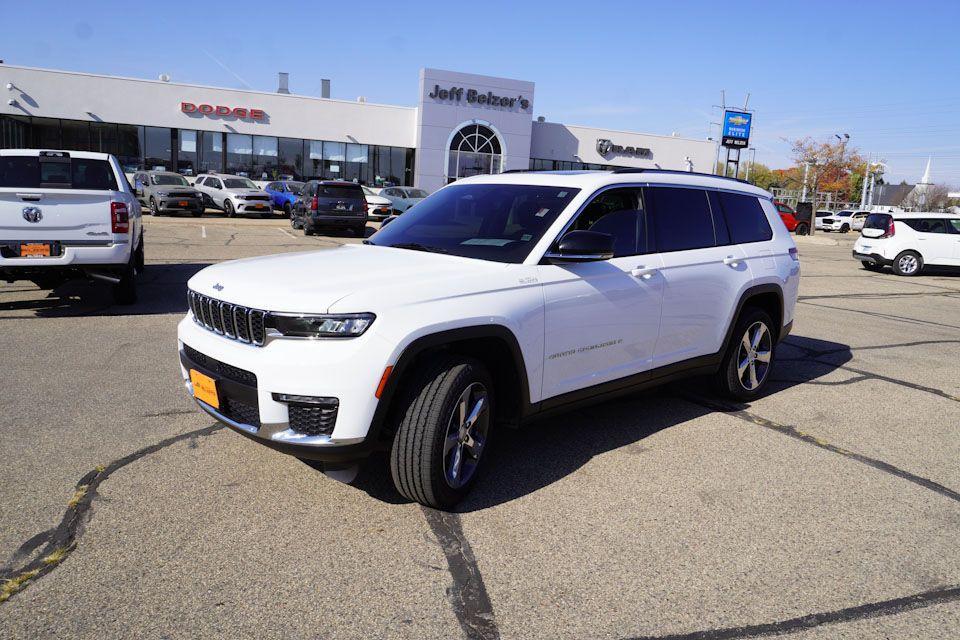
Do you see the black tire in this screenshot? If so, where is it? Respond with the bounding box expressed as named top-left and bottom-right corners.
top-left (794, 223), bottom-right (809, 236)
top-left (390, 356), bottom-right (494, 509)
top-left (149, 197), bottom-right (160, 216)
top-left (717, 307), bottom-right (776, 402)
top-left (283, 202), bottom-right (293, 218)
top-left (892, 250), bottom-right (922, 276)
top-left (840, 224), bottom-right (850, 233)
top-left (134, 233), bottom-right (145, 274)
top-left (304, 223), bottom-right (315, 236)
top-left (861, 261), bottom-right (883, 272)
top-left (191, 208), bottom-right (203, 218)
top-left (112, 255), bottom-right (138, 305)
top-left (224, 199), bottom-right (235, 218)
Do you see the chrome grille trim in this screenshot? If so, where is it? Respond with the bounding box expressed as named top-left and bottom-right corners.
top-left (188, 290), bottom-right (267, 346)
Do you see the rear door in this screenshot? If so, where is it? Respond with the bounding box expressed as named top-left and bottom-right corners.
top-left (0, 152), bottom-right (120, 243)
top-left (646, 186), bottom-right (754, 367)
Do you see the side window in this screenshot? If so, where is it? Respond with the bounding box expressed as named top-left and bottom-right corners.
top-left (925, 219), bottom-right (948, 234)
top-left (195, 177), bottom-right (205, 186)
top-left (566, 188), bottom-right (646, 257)
top-left (647, 187), bottom-right (718, 252)
top-left (949, 219), bottom-right (960, 234)
top-left (210, 178), bottom-right (222, 189)
top-left (717, 192), bottom-right (772, 244)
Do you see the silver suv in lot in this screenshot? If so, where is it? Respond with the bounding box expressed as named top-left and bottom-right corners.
top-left (193, 174), bottom-right (273, 218)
top-left (133, 170), bottom-right (203, 217)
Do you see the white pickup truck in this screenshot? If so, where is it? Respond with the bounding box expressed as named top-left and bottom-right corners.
top-left (0, 150), bottom-right (144, 303)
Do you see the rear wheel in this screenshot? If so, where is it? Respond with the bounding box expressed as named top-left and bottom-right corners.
top-left (353, 224), bottom-right (367, 237)
top-left (304, 223), bottom-right (315, 236)
top-left (112, 254), bottom-right (138, 305)
top-left (134, 233), bottom-right (145, 274)
top-left (893, 250), bottom-right (922, 276)
top-left (390, 356), bottom-right (493, 509)
top-left (794, 223), bottom-right (809, 236)
top-left (224, 199), bottom-right (235, 218)
top-left (283, 202), bottom-right (293, 218)
top-left (717, 307), bottom-right (775, 401)
top-left (840, 224), bottom-right (850, 233)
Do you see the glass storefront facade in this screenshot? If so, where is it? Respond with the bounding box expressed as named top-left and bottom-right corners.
top-left (0, 115), bottom-right (416, 186)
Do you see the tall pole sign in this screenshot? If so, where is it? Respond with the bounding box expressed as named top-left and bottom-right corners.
top-left (721, 109), bottom-right (753, 179)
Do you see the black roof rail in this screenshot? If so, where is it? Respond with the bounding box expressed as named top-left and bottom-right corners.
top-left (611, 167), bottom-right (752, 185)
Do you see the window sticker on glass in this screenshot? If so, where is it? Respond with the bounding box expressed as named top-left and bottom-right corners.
top-left (521, 234), bottom-right (533, 241)
top-left (557, 191), bottom-right (567, 198)
top-left (535, 207), bottom-right (550, 217)
top-left (461, 238), bottom-right (513, 247)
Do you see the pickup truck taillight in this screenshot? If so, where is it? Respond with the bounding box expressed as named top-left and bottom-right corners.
top-left (879, 218), bottom-right (896, 238)
top-left (111, 201), bottom-right (130, 233)
top-left (310, 196), bottom-right (319, 212)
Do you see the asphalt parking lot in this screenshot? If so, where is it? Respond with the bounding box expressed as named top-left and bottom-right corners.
top-left (1, 217), bottom-right (959, 639)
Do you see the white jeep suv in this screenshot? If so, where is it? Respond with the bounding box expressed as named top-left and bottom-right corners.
top-left (854, 212), bottom-right (960, 275)
top-left (178, 170), bottom-right (800, 508)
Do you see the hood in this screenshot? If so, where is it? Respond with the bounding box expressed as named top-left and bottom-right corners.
top-left (365, 194), bottom-right (392, 205)
top-left (187, 244), bottom-right (508, 314)
top-left (226, 188), bottom-right (267, 196)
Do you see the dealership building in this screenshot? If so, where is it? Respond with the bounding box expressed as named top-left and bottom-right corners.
top-left (0, 64), bottom-right (715, 192)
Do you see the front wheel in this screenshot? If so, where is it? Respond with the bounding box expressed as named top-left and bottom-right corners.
top-left (390, 356), bottom-right (493, 509)
top-left (893, 251), bottom-right (922, 276)
top-left (283, 203), bottom-right (293, 218)
top-left (223, 199), bottom-right (235, 217)
top-left (840, 224), bottom-right (850, 233)
top-left (717, 307), bottom-right (775, 401)
top-left (149, 198), bottom-right (160, 216)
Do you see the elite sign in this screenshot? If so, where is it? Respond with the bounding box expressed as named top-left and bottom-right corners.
top-left (721, 110), bottom-right (752, 148)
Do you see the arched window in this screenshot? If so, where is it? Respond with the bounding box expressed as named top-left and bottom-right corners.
top-left (447, 123), bottom-right (503, 183)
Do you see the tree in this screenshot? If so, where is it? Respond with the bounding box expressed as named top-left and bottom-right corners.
top-left (789, 137), bottom-right (865, 204)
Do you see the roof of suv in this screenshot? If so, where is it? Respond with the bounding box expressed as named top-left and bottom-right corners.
top-left (0, 149), bottom-right (113, 161)
top-left (455, 170), bottom-right (772, 198)
top-left (890, 212), bottom-right (957, 219)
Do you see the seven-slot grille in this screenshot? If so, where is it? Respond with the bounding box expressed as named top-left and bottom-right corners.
top-left (244, 195), bottom-right (270, 201)
top-left (188, 290), bottom-right (267, 345)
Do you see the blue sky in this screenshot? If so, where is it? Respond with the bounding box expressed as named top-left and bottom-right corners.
top-left (5, 0), bottom-right (960, 185)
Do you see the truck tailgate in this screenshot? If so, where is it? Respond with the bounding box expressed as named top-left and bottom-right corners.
top-left (0, 189), bottom-right (115, 241)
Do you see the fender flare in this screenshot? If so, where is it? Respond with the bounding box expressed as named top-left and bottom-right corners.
top-left (721, 283), bottom-right (786, 352)
top-left (367, 325), bottom-right (533, 443)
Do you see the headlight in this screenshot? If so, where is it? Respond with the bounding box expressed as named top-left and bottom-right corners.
top-left (156, 191), bottom-right (170, 197)
top-left (268, 313), bottom-right (375, 338)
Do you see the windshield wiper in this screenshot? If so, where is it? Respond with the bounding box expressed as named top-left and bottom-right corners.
top-left (389, 242), bottom-right (449, 254)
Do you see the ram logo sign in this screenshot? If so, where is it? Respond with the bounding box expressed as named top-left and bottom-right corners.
top-left (596, 139), bottom-right (651, 158)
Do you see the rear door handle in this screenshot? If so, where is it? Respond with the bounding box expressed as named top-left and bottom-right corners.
top-left (722, 255), bottom-right (741, 267)
top-left (631, 266), bottom-right (658, 279)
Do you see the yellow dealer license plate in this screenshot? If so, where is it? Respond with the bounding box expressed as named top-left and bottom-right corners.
top-left (190, 369), bottom-right (219, 409)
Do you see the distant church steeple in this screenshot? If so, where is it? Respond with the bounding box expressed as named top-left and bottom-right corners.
top-left (919, 157), bottom-right (932, 187)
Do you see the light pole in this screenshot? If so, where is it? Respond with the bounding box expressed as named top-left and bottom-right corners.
top-left (745, 147), bottom-right (756, 180)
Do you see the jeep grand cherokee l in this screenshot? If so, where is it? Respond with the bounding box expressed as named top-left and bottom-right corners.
top-left (178, 169), bottom-right (800, 509)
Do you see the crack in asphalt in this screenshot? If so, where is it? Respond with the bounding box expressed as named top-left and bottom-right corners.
top-left (797, 299), bottom-right (960, 330)
top-left (421, 507), bottom-right (500, 640)
top-left (626, 584), bottom-right (960, 640)
top-left (0, 424), bottom-right (224, 604)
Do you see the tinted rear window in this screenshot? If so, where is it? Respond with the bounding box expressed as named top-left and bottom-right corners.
top-left (647, 187), bottom-right (718, 252)
top-left (318, 185), bottom-right (364, 198)
top-left (718, 192), bottom-right (772, 244)
top-left (0, 156), bottom-right (117, 190)
top-left (864, 213), bottom-right (892, 230)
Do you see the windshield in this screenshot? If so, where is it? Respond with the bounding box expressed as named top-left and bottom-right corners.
top-left (367, 183), bottom-right (580, 263)
top-left (224, 178), bottom-right (257, 189)
top-left (285, 181), bottom-right (304, 192)
top-left (405, 189), bottom-right (429, 198)
top-left (837, 211), bottom-right (852, 217)
top-left (152, 174), bottom-right (189, 186)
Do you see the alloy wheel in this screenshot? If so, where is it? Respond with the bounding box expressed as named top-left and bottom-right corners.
top-left (442, 382), bottom-right (490, 489)
top-left (898, 254), bottom-right (919, 274)
top-left (736, 321), bottom-right (772, 391)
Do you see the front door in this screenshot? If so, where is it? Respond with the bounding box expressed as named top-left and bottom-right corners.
top-left (539, 187), bottom-right (664, 400)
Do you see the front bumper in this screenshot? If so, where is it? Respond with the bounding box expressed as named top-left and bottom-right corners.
top-left (157, 197), bottom-right (203, 212)
top-left (236, 200), bottom-right (273, 214)
top-left (177, 316), bottom-right (394, 462)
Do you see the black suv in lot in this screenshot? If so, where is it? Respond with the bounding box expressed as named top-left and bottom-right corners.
top-left (290, 181), bottom-right (367, 236)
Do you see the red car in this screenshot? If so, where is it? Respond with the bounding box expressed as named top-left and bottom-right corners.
top-left (774, 201), bottom-right (809, 235)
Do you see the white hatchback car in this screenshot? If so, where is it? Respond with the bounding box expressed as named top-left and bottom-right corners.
top-left (854, 212), bottom-right (960, 275)
top-left (178, 169), bottom-right (800, 508)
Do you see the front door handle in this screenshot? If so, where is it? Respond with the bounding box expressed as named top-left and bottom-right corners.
top-left (631, 266), bottom-right (658, 279)
top-left (722, 255), bottom-right (741, 267)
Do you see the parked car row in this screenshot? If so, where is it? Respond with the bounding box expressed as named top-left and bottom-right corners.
top-left (773, 201), bottom-right (810, 236)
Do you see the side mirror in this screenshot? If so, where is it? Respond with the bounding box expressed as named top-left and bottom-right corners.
top-left (545, 230), bottom-right (615, 263)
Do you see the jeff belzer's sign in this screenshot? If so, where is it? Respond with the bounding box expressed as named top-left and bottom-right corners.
top-left (428, 85), bottom-right (531, 110)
